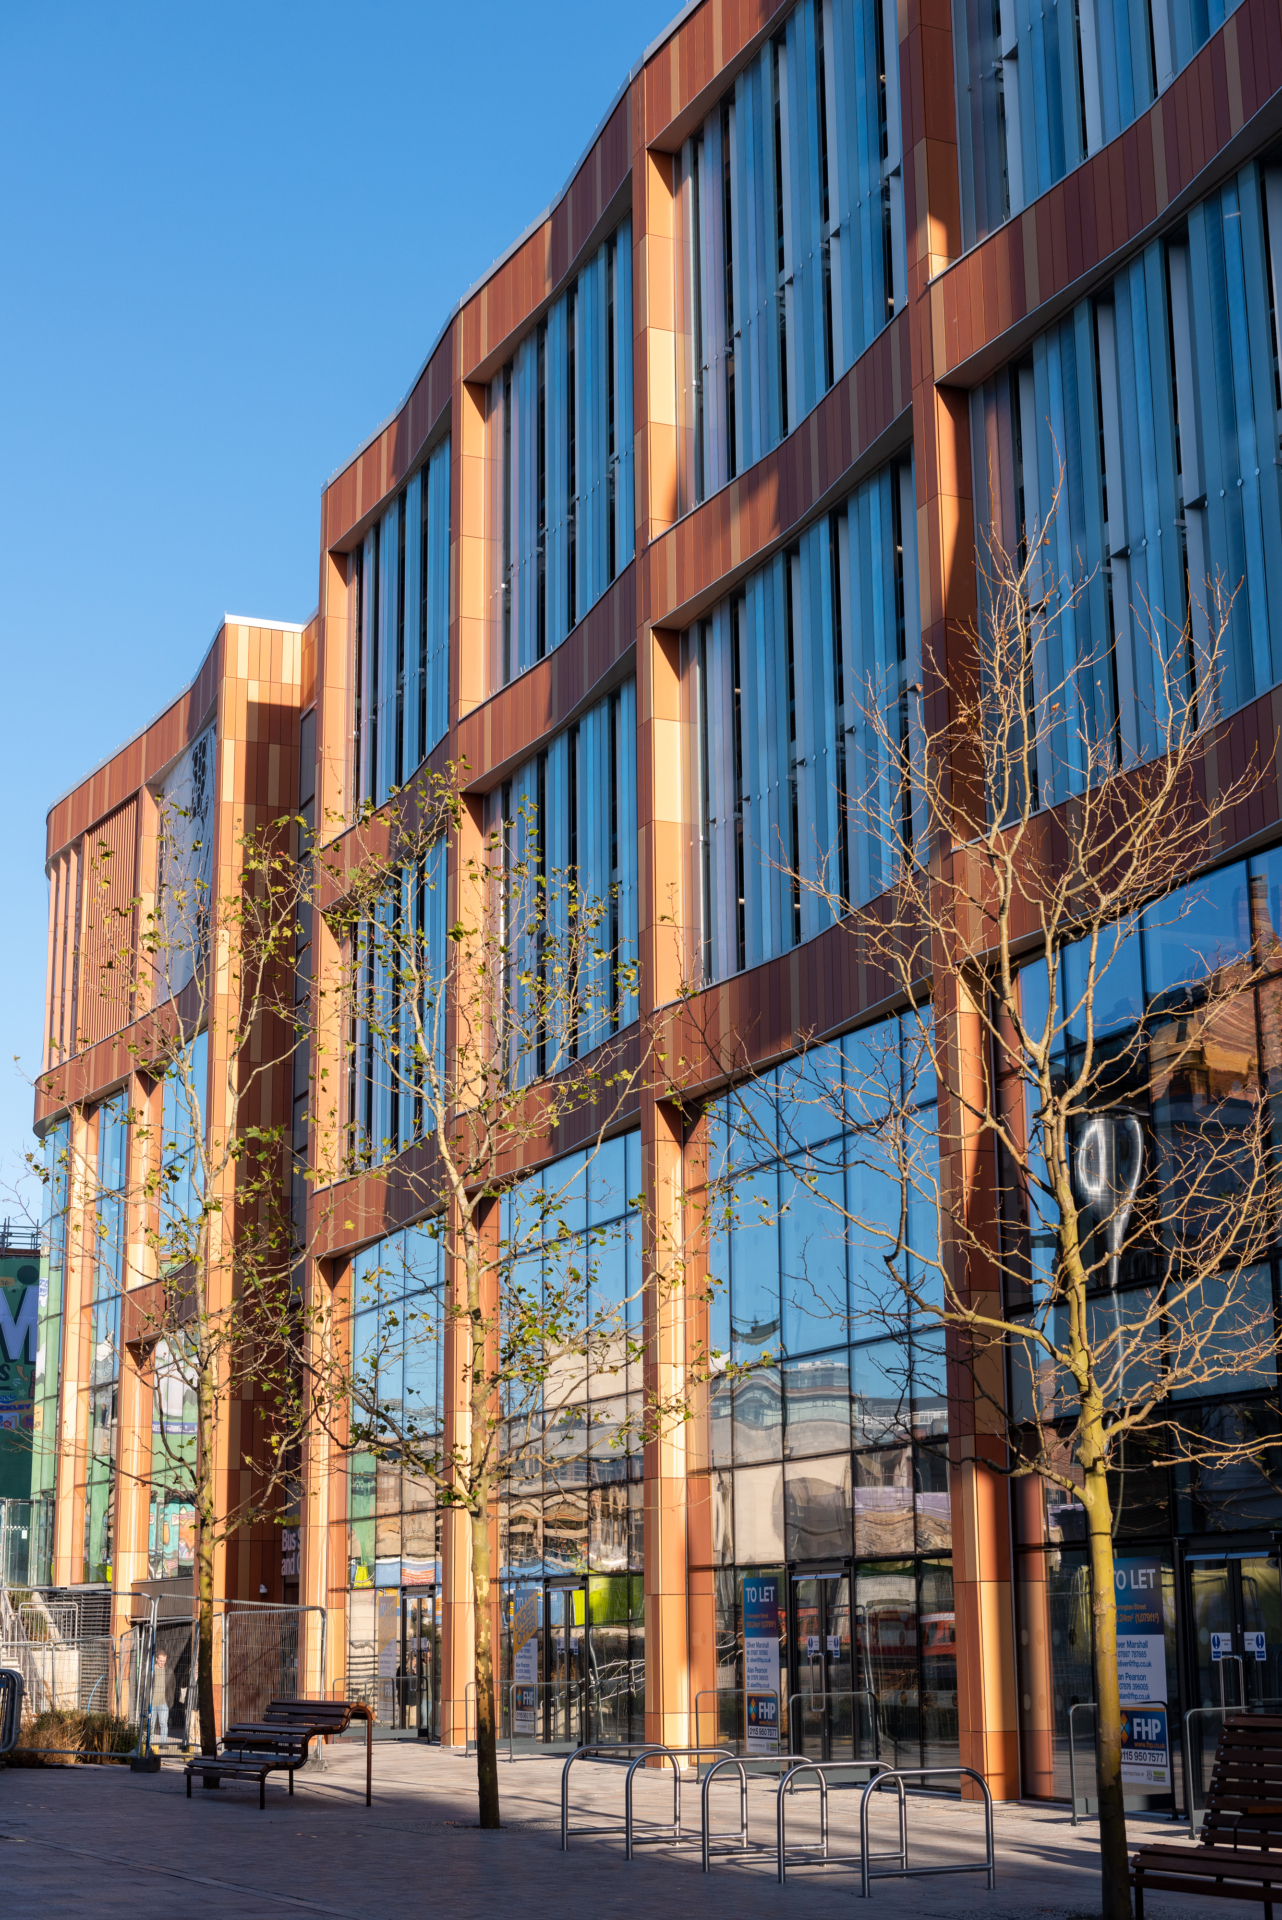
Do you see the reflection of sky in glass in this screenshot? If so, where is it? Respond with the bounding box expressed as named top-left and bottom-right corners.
top-left (1143, 863), bottom-right (1252, 1003)
top-left (1063, 922), bottom-right (1143, 1042)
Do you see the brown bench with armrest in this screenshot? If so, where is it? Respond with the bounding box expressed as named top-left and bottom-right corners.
top-left (1132, 1714), bottom-right (1282, 1917)
top-left (183, 1698), bottom-right (374, 1810)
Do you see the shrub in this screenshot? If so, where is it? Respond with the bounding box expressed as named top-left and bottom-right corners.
top-left (10, 1709), bottom-right (136, 1766)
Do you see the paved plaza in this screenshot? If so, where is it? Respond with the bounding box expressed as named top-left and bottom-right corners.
top-left (0, 1739), bottom-right (1228, 1918)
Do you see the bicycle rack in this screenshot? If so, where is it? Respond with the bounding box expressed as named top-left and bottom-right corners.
top-left (561, 1744), bottom-right (670, 1850)
top-left (857, 1766), bottom-right (995, 1897)
top-left (624, 1745), bottom-right (736, 1858)
top-left (776, 1758), bottom-right (901, 1883)
top-left (699, 1753), bottom-right (812, 1873)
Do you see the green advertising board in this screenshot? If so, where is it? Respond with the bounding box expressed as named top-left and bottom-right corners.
top-left (0, 1253), bottom-right (41, 1500)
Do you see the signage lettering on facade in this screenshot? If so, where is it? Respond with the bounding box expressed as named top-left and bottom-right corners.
top-left (1120, 1708), bottom-right (1170, 1788)
top-left (1115, 1555), bottom-right (1170, 1788)
top-left (513, 1591), bottom-right (540, 1736)
top-left (742, 1575), bottom-right (781, 1755)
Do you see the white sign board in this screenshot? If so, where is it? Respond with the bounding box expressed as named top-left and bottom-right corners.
top-left (743, 1575), bottom-right (781, 1755)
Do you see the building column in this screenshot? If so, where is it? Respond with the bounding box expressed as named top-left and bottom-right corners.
top-left (899, 0), bottom-right (1021, 1797)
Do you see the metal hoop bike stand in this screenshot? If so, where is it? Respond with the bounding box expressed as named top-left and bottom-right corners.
top-left (857, 1765), bottom-right (995, 1897)
top-left (698, 1753), bottom-right (813, 1872)
top-left (561, 1743), bottom-right (733, 1853)
top-left (562, 1744), bottom-right (669, 1849)
top-left (776, 1758), bottom-right (901, 1883)
top-left (624, 1745), bottom-right (736, 1858)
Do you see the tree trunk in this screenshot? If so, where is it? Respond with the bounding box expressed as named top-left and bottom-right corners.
top-left (471, 1502), bottom-right (501, 1828)
top-left (196, 1357), bottom-right (219, 1766)
top-left (1086, 1463), bottom-right (1132, 1920)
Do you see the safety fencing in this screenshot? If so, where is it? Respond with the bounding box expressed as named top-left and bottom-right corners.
top-left (0, 1585), bottom-right (326, 1762)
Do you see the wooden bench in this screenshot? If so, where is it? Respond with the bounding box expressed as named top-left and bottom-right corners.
top-left (1132, 1714), bottom-right (1282, 1917)
top-left (183, 1698), bottom-right (374, 1810)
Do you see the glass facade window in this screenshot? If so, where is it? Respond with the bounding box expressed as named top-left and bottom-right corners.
top-left (487, 680), bottom-right (639, 1070)
top-left (696, 1016), bottom-right (957, 1771)
top-left (148, 1033), bottom-right (207, 1576)
top-left (672, 0), bottom-right (906, 514)
top-left (496, 1131), bottom-right (646, 1747)
top-left (83, 1092), bottom-right (128, 1583)
top-left (23, 1122), bottom-right (69, 1577)
top-left (1007, 850), bottom-right (1282, 1801)
top-left (686, 458), bottom-right (919, 984)
top-left (346, 841), bottom-right (448, 1170)
top-left (351, 435), bottom-right (451, 812)
top-left (972, 160), bottom-right (1282, 802)
top-left (487, 221), bottom-right (634, 689)
top-left (954, 0), bottom-right (1249, 248)
top-left (343, 1217), bottom-right (447, 1747)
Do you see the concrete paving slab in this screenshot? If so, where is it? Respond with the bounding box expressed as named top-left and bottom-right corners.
top-left (0, 1740), bottom-right (1228, 1919)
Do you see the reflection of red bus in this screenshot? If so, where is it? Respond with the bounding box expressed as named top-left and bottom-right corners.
top-left (921, 1612), bottom-right (957, 1652)
top-left (851, 1612), bottom-right (956, 1657)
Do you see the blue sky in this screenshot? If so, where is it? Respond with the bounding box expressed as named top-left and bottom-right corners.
top-left (0, 0), bottom-right (679, 1221)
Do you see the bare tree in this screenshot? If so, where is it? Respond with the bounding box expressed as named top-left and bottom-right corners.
top-left (298, 767), bottom-right (679, 1829)
top-left (677, 499), bottom-right (1282, 1919)
top-left (33, 797), bottom-right (312, 1760)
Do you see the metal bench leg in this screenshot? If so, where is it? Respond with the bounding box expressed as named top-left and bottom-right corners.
top-left (186, 1774), bottom-right (191, 1799)
top-left (288, 1770), bottom-right (294, 1796)
top-left (1135, 1877), bottom-right (1143, 1920)
top-left (260, 1775), bottom-right (266, 1811)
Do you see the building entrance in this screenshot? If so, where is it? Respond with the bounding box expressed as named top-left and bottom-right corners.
top-left (543, 1580), bottom-right (587, 1744)
top-left (788, 1567), bottom-right (864, 1759)
top-left (1185, 1550), bottom-right (1282, 1795)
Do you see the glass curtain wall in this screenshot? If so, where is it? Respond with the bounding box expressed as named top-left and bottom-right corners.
top-left (487, 681), bottom-right (639, 1072)
top-left (487, 220), bottom-right (634, 689)
top-left (971, 159), bottom-right (1282, 802)
top-left (1006, 849), bottom-right (1282, 1800)
top-left (27, 1120), bottom-right (69, 1575)
top-left (350, 434), bottom-right (451, 812)
top-left (347, 839), bottom-right (448, 1169)
top-left (672, 0), bottom-right (906, 514)
top-left (696, 1019), bottom-right (956, 1772)
top-left (685, 458), bottom-right (919, 984)
top-left (497, 1131), bottom-right (646, 1746)
top-left (148, 1031), bottom-right (208, 1578)
top-left (345, 1222), bottom-right (445, 1734)
top-left (954, 0), bottom-right (1248, 246)
top-left (84, 1093), bottom-right (128, 1583)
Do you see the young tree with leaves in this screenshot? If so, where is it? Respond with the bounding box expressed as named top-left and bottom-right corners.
top-left (33, 798), bottom-right (313, 1760)
top-left (299, 767), bottom-right (675, 1829)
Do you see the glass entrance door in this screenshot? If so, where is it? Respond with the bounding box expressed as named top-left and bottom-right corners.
top-left (545, 1582), bottom-right (586, 1745)
top-left (402, 1590), bottom-right (439, 1737)
top-left (789, 1570), bottom-right (858, 1759)
top-left (1186, 1552), bottom-right (1282, 1796)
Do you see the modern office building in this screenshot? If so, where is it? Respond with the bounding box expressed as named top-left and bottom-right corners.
top-left (33, 0), bottom-right (1282, 1803)
top-left (33, 618), bottom-right (307, 1641)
